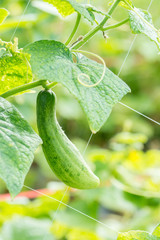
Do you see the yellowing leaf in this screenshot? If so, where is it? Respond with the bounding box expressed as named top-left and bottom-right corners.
top-left (50, 221), bottom-right (69, 238)
top-left (67, 228), bottom-right (103, 240)
top-left (117, 230), bottom-right (156, 240)
top-left (43, 0), bottom-right (94, 23)
top-left (109, 0), bottom-right (134, 9)
top-left (0, 51), bottom-right (32, 95)
top-left (0, 8), bottom-right (9, 25)
top-left (44, 0), bottom-right (74, 16)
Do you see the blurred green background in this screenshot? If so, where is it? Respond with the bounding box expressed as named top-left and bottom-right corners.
top-left (0, 0), bottom-right (160, 239)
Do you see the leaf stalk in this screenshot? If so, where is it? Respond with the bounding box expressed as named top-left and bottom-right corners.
top-left (102, 18), bottom-right (129, 31)
top-left (65, 13), bottom-right (81, 46)
top-left (0, 80), bottom-right (47, 98)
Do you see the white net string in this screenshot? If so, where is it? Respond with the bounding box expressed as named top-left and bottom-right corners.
top-left (23, 184), bottom-right (118, 234)
top-left (119, 102), bottom-right (160, 126)
top-left (10, 0), bottom-right (32, 42)
top-left (8, 0), bottom-right (157, 237)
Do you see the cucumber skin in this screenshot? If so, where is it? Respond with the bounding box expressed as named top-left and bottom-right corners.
top-left (36, 90), bottom-right (100, 189)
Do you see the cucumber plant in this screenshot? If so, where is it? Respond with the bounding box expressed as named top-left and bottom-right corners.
top-left (0, 0), bottom-right (159, 199)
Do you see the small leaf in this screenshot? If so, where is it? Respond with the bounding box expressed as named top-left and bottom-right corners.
top-left (0, 97), bottom-right (42, 198)
top-left (0, 50), bottom-right (33, 95)
top-left (24, 40), bottom-right (130, 133)
top-left (86, 4), bottom-right (108, 20)
top-left (0, 8), bottom-right (9, 25)
top-left (43, 0), bottom-right (94, 23)
top-left (129, 7), bottom-right (160, 50)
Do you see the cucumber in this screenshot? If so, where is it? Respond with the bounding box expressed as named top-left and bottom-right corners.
top-left (36, 90), bottom-right (100, 189)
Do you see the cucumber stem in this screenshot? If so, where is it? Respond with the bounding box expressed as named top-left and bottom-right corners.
top-left (0, 80), bottom-right (47, 98)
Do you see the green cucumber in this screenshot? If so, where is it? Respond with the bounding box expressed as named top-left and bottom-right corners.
top-left (36, 90), bottom-right (100, 189)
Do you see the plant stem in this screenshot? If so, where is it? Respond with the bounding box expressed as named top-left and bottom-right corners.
top-left (0, 80), bottom-right (47, 98)
top-left (46, 82), bottom-right (58, 89)
top-left (72, 0), bottom-right (122, 50)
top-left (102, 18), bottom-right (129, 31)
top-left (65, 13), bottom-right (81, 46)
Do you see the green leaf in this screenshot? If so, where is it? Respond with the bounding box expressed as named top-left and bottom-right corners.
top-left (0, 8), bottom-right (9, 25)
top-left (0, 51), bottom-right (33, 95)
top-left (129, 7), bottom-right (160, 50)
top-left (24, 40), bottom-right (130, 133)
top-left (0, 97), bottom-right (42, 198)
top-left (1, 216), bottom-right (54, 240)
top-left (43, 0), bottom-right (94, 23)
top-left (117, 230), bottom-right (159, 240)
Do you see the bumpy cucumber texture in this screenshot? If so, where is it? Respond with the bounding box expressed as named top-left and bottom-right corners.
top-left (36, 90), bottom-right (100, 189)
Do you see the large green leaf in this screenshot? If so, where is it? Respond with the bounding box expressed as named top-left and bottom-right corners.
top-left (24, 40), bottom-right (130, 133)
top-left (0, 97), bottom-right (42, 198)
top-left (43, 0), bottom-right (94, 23)
top-left (0, 50), bottom-right (33, 95)
top-left (129, 7), bottom-right (160, 50)
top-left (0, 8), bottom-right (9, 25)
